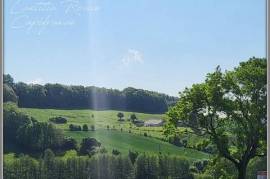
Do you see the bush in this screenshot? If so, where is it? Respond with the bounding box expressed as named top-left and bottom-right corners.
top-left (117, 112), bottom-right (124, 121)
top-left (79, 137), bottom-right (101, 156)
top-left (90, 125), bottom-right (95, 131)
top-left (143, 132), bottom-right (148, 137)
top-left (69, 124), bottom-right (82, 131)
top-left (112, 149), bottom-right (121, 156)
top-left (99, 147), bottom-right (108, 154)
top-left (82, 124), bottom-right (88, 131)
top-left (3, 84), bottom-right (18, 103)
top-left (135, 154), bottom-right (192, 179)
top-left (193, 160), bottom-right (209, 173)
top-left (130, 113), bottom-right (137, 122)
top-left (62, 137), bottom-right (77, 151)
top-left (168, 135), bottom-right (183, 147)
top-left (49, 116), bottom-right (67, 124)
top-left (128, 150), bottom-right (139, 164)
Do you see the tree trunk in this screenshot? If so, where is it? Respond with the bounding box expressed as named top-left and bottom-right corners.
top-left (237, 162), bottom-right (248, 179)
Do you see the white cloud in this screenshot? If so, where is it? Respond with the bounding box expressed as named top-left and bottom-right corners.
top-left (121, 49), bottom-right (144, 66)
top-left (28, 78), bottom-right (44, 85)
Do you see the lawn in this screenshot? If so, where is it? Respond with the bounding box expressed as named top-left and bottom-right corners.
top-left (18, 108), bottom-right (210, 161)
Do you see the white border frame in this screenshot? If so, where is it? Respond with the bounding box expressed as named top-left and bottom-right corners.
top-left (0, 0), bottom-right (268, 178)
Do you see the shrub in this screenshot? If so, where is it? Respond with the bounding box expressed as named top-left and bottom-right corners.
top-left (128, 150), bottom-right (139, 164)
top-left (99, 147), bottom-right (108, 154)
top-left (112, 149), bottom-right (121, 156)
top-left (130, 113), bottom-right (137, 122)
top-left (69, 124), bottom-right (82, 131)
top-left (62, 137), bottom-right (77, 151)
top-left (82, 124), bottom-right (88, 131)
top-left (144, 132), bottom-right (148, 137)
top-left (117, 112), bottom-right (124, 121)
top-left (49, 116), bottom-right (67, 124)
top-left (168, 135), bottom-right (183, 147)
top-left (79, 137), bottom-right (101, 156)
top-left (90, 125), bottom-right (95, 131)
top-left (193, 160), bottom-right (209, 173)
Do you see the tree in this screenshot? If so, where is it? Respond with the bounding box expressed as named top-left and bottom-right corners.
top-left (166, 58), bottom-right (267, 179)
top-left (43, 149), bottom-right (56, 179)
top-left (90, 125), bottom-right (95, 131)
top-left (6, 73), bottom-right (178, 114)
top-left (79, 137), bottom-right (101, 156)
top-left (128, 150), bottom-right (139, 164)
top-left (117, 112), bottom-right (124, 121)
top-left (69, 124), bottom-right (82, 131)
top-left (4, 74), bottom-right (15, 87)
top-left (112, 149), bottom-right (121, 156)
top-left (49, 116), bottom-right (67, 124)
top-left (62, 137), bottom-right (77, 151)
top-left (82, 124), bottom-right (88, 131)
top-left (3, 84), bottom-right (18, 103)
top-left (130, 113), bottom-right (137, 122)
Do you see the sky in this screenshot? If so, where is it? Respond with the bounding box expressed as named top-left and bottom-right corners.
top-left (4, 0), bottom-right (266, 96)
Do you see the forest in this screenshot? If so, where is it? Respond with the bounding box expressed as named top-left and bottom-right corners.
top-left (3, 75), bottom-right (177, 114)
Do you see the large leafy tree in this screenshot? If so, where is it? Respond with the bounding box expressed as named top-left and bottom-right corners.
top-left (166, 58), bottom-right (266, 179)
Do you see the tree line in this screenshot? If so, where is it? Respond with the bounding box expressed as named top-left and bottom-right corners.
top-left (4, 74), bottom-right (177, 114)
top-left (4, 103), bottom-right (101, 155)
top-left (4, 149), bottom-right (193, 179)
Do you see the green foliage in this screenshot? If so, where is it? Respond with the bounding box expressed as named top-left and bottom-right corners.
top-left (79, 137), bottom-right (101, 156)
top-left (4, 103), bottom-right (64, 152)
top-left (3, 84), bottom-right (18, 103)
top-left (82, 124), bottom-right (88, 131)
top-left (166, 58), bottom-right (266, 178)
top-left (128, 150), bottom-right (139, 164)
top-left (246, 157), bottom-right (267, 179)
top-left (130, 113), bottom-right (137, 122)
top-left (62, 137), bottom-right (78, 151)
top-left (204, 157), bottom-right (237, 179)
top-left (4, 74), bottom-right (15, 87)
top-left (49, 116), bottom-right (67, 124)
top-left (118, 112), bottom-right (125, 121)
top-left (135, 154), bottom-right (193, 179)
top-left (69, 124), bottom-right (82, 131)
top-left (4, 153), bottom-right (193, 179)
top-left (112, 149), bottom-right (121, 156)
top-left (90, 124), bottom-right (95, 131)
top-left (6, 74), bottom-right (177, 113)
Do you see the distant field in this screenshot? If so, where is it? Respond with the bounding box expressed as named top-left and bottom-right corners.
top-left (20, 108), bottom-right (166, 138)
top-left (19, 108), bottom-right (210, 161)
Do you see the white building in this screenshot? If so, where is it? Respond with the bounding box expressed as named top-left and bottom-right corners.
top-left (144, 119), bottom-right (164, 127)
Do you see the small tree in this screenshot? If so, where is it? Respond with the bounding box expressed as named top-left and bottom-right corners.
top-left (112, 149), bottom-right (121, 155)
top-left (69, 124), bottom-right (82, 131)
top-left (90, 125), bottom-right (95, 131)
top-left (62, 137), bottom-right (77, 151)
top-left (82, 124), bottom-right (88, 131)
top-left (79, 137), bottom-right (101, 156)
top-left (130, 113), bottom-right (137, 122)
top-left (128, 150), bottom-right (139, 164)
top-left (117, 112), bottom-right (124, 121)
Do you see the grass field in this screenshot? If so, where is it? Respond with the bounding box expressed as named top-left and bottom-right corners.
top-left (18, 108), bottom-right (210, 161)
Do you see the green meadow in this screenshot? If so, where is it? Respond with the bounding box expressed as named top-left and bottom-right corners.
top-left (18, 108), bottom-right (210, 161)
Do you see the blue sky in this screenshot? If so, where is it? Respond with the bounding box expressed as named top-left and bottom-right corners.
top-left (4, 0), bottom-right (266, 96)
